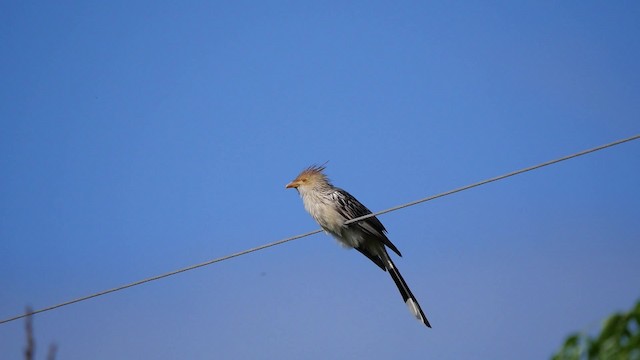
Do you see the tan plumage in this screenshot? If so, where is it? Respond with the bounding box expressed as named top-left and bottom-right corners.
top-left (286, 165), bottom-right (431, 328)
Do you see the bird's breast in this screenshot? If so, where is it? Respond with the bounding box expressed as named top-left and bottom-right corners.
top-left (301, 195), bottom-right (345, 235)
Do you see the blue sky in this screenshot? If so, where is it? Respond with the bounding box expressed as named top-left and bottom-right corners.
top-left (1, 1), bottom-right (639, 359)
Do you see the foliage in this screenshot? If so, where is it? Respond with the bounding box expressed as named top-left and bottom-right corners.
top-left (552, 300), bottom-right (640, 360)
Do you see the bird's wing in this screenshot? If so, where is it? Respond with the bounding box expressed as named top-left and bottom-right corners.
top-left (355, 247), bottom-right (387, 270)
top-left (331, 188), bottom-right (402, 257)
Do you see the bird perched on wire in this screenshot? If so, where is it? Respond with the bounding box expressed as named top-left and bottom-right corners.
top-left (286, 165), bottom-right (431, 328)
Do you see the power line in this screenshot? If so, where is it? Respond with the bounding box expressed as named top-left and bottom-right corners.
top-left (345, 133), bottom-right (640, 225)
top-left (0, 228), bottom-right (323, 326)
top-left (2, 134), bottom-right (639, 325)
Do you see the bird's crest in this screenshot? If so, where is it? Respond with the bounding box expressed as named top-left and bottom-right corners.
top-left (301, 163), bottom-right (327, 175)
top-left (294, 163), bottom-right (331, 186)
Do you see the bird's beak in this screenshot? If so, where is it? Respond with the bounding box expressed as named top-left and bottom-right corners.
top-left (285, 181), bottom-right (297, 189)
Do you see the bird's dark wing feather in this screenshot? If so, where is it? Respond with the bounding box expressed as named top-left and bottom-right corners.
top-left (331, 188), bottom-right (402, 257)
top-left (355, 247), bottom-right (387, 270)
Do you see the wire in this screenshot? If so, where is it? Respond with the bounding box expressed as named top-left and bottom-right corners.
top-left (1, 134), bottom-right (639, 325)
top-left (0, 228), bottom-right (323, 325)
top-left (344, 134), bottom-right (640, 225)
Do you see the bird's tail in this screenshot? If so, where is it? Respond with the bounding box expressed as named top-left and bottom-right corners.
top-left (385, 255), bottom-right (431, 328)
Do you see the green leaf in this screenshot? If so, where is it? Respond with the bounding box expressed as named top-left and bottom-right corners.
top-left (551, 300), bottom-right (640, 360)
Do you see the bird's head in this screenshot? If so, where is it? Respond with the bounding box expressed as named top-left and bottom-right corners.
top-left (286, 164), bottom-right (331, 191)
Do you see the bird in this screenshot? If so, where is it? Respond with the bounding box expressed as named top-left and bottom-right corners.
top-left (286, 164), bottom-right (431, 328)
